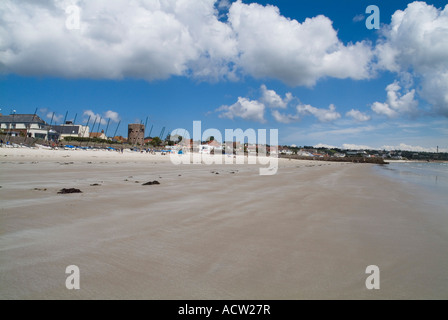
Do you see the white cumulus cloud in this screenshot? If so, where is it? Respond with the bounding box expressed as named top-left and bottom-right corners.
top-left (260, 84), bottom-right (292, 109)
top-left (381, 143), bottom-right (447, 153)
top-left (0, 0), bottom-right (374, 86)
top-left (346, 109), bottom-right (371, 122)
top-left (314, 143), bottom-right (337, 149)
top-left (342, 143), bottom-right (374, 150)
top-left (217, 85), bottom-right (342, 124)
top-left (104, 110), bottom-right (120, 123)
top-left (371, 81), bottom-right (418, 118)
top-left (297, 103), bottom-right (341, 122)
top-left (217, 97), bottom-right (266, 123)
top-left (0, 0), bottom-right (237, 82)
top-left (217, 84), bottom-right (302, 123)
top-left (376, 2), bottom-right (448, 116)
top-left (46, 112), bottom-right (63, 124)
top-left (271, 110), bottom-right (300, 124)
top-left (228, 1), bottom-right (374, 86)
top-left (83, 110), bottom-right (120, 125)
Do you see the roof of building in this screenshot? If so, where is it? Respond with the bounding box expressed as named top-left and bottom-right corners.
top-left (90, 132), bottom-right (105, 138)
top-left (53, 125), bottom-right (81, 135)
top-left (0, 114), bottom-right (47, 124)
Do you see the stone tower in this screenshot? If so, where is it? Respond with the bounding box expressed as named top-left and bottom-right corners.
top-left (128, 124), bottom-right (145, 145)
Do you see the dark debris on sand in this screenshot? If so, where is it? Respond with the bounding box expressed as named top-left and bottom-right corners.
top-left (142, 181), bottom-right (161, 186)
top-left (58, 188), bottom-right (82, 194)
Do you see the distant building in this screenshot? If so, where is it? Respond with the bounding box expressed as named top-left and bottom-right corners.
top-left (207, 140), bottom-right (221, 148)
top-left (53, 121), bottom-right (90, 139)
top-left (247, 144), bottom-right (257, 154)
top-left (333, 152), bottom-right (346, 158)
top-left (279, 146), bottom-right (293, 155)
top-left (297, 150), bottom-right (313, 157)
top-left (113, 136), bottom-right (127, 143)
top-left (223, 141), bottom-right (243, 153)
top-left (128, 124), bottom-right (145, 145)
top-left (180, 138), bottom-right (193, 148)
top-left (199, 140), bottom-right (223, 154)
top-left (90, 130), bottom-right (107, 140)
top-left (0, 113), bottom-right (56, 140)
top-left (267, 146), bottom-right (278, 155)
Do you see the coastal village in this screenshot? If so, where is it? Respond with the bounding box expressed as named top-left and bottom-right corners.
top-left (1, 112), bottom-right (446, 161)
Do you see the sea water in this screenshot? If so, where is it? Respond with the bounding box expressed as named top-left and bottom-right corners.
top-left (374, 162), bottom-right (448, 205)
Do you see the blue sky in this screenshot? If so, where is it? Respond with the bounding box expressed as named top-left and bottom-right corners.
top-left (1, 0), bottom-right (447, 151)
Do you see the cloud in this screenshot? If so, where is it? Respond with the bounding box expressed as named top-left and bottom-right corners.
top-left (0, 0), bottom-right (374, 86)
top-left (83, 110), bottom-right (120, 125)
top-left (260, 84), bottom-right (292, 109)
top-left (218, 85), bottom-right (343, 124)
top-left (217, 97), bottom-right (266, 123)
top-left (371, 81), bottom-right (418, 118)
top-left (271, 110), bottom-right (300, 124)
top-left (381, 143), bottom-right (447, 153)
top-left (46, 112), bottom-right (63, 123)
top-left (297, 103), bottom-right (341, 122)
top-left (83, 111), bottom-right (106, 125)
top-left (217, 84), bottom-right (302, 123)
top-left (0, 0), bottom-right (237, 82)
top-left (353, 14), bottom-right (365, 23)
top-left (341, 142), bottom-right (447, 152)
top-left (217, 85), bottom-right (342, 124)
top-left (371, 102), bottom-right (396, 118)
top-left (229, 1), bottom-right (374, 86)
top-left (104, 110), bottom-right (120, 123)
top-left (217, 0), bottom-right (232, 10)
top-left (346, 109), bottom-right (371, 122)
top-left (376, 2), bottom-right (448, 116)
top-left (420, 71), bottom-right (448, 117)
top-left (314, 143), bottom-right (337, 149)
top-left (342, 143), bottom-right (374, 150)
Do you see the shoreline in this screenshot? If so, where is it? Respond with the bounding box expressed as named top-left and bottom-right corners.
top-left (387, 159), bottom-right (448, 163)
top-left (1, 148), bottom-right (447, 299)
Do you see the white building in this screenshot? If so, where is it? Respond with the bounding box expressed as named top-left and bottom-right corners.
top-left (54, 122), bottom-right (90, 139)
top-left (0, 114), bottom-right (54, 140)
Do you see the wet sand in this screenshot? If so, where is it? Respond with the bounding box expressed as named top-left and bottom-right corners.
top-left (1, 148), bottom-right (447, 299)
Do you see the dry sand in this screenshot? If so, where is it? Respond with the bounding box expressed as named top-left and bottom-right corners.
top-left (1, 148), bottom-right (447, 299)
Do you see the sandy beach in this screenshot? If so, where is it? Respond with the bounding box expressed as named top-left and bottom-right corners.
top-left (1, 148), bottom-right (447, 299)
